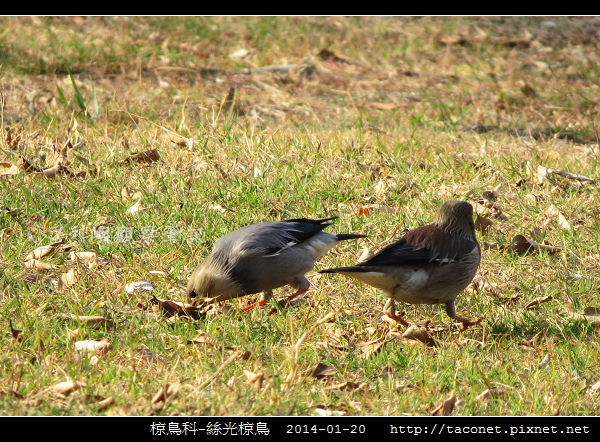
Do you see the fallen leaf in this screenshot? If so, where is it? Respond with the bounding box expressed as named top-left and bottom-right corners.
top-left (356, 338), bottom-right (385, 359)
top-left (0, 161), bottom-right (20, 176)
top-left (126, 200), bottom-right (145, 215)
top-left (584, 307), bottom-right (600, 316)
top-left (57, 313), bottom-right (114, 329)
top-left (371, 102), bottom-right (398, 111)
top-left (243, 370), bottom-right (264, 390)
top-left (476, 387), bottom-right (505, 401)
top-left (121, 187), bottom-right (131, 201)
top-left (186, 332), bottom-right (219, 346)
top-left (474, 214), bottom-right (493, 236)
top-left (25, 239), bottom-right (66, 261)
top-left (524, 296), bottom-right (552, 310)
top-left (9, 320), bottom-right (23, 343)
top-left (74, 338), bottom-right (112, 355)
top-left (327, 381), bottom-right (367, 392)
top-left (19, 272), bottom-right (49, 284)
top-left (538, 353), bottom-right (551, 369)
top-left (151, 382), bottom-right (180, 412)
top-left (315, 407), bottom-right (346, 416)
top-left (23, 259), bottom-right (57, 271)
top-left (432, 391), bottom-right (457, 416)
top-left (557, 211), bottom-right (571, 229)
top-left (58, 268), bottom-right (78, 289)
top-left (121, 149), bottom-right (160, 165)
top-left (125, 280), bottom-right (155, 294)
top-left (212, 204), bottom-right (227, 213)
top-left (70, 251), bottom-right (99, 268)
top-left (547, 168), bottom-right (594, 183)
top-left (229, 48), bottom-right (251, 58)
top-left (307, 363), bottom-right (337, 379)
top-left (509, 235), bottom-right (561, 255)
top-left (150, 296), bottom-right (205, 320)
top-left (402, 324), bottom-right (438, 347)
top-left (49, 379), bottom-right (86, 396)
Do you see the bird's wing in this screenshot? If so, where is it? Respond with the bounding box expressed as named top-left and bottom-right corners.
top-left (359, 224), bottom-right (478, 268)
top-left (213, 218), bottom-right (336, 259)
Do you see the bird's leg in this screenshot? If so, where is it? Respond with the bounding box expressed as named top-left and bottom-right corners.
top-left (383, 298), bottom-right (413, 327)
top-left (445, 301), bottom-right (481, 331)
top-left (275, 277), bottom-right (310, 309)
top-left (240, 291), bottom-right (273, 311)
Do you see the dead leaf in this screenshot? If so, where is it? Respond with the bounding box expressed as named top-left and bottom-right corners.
top-left (211, 203), bottom-right (227, 213)
top-left (42, 164), bottom-right (64, 178)
top-left (547, 168), bottom-right (594, 183)
top-left (150, 296), bottom-right (205, 320)
top-left (126, 200), bottom-right (145, 215)
top-left (557, 212), bottom-right (571, 230)
top-left (25, 239), bottom-right (66, 261)
top-left (121, 187), bottom-right (131, 201)
top-left (317, 48), bottom-right (349, 64)
top-left (49, 379), bottom-right (86, 396)
top-left (23, 259), bottom-right (57, 271)
top-left (509, 235), bottom-right (562, 255)
top-left (57, 313), bottom-right (114, 330)
top-left (19, 272), bottom-right (48, 284)
top-left (371, 102), bottom-right (398, 111)
top-left (474, 214), bottom-right (493, 236)
top-left (121, 149), bottom-right (160, 165)
top-left (74, 338), bottom-right (112, 355)
top-left (402, 324), bottom-right (438, 347)
top-left (187, 332), bottom-right (219, 346)
top-left (315, 407), bottom-right (347, 416)
top-left (70, 251), bottom-right (99, 268)
top-left (243, 370), bottom-right (264, 390)
top-left (356, 338), bottom-right (385, 359)
top-left (151, 382), bottom-right (180, 412)
top-left (327, 381), bottom-right (367, 392)
top-left (524, 296), bottom-right (553, 310)
top-left (0, 161), bottom-right (20, 177)
top-left (9, 320), bottom-right (23, 343)
top-left (476, 387), bottom-right (505, 401)
top-left (307, 363), bottom-right (337, 379)
top-left (432, 391), bottom-right (457, 416)
top-left (58, 268), bottom-right (78, 289)
top-left (538, 353), bottom-right (551, 369)
top-left (125, 280), bottom-right (154, 294)
top-left (584, 307), bottom-right (600, 316)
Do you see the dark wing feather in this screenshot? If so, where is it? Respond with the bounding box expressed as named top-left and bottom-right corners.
top-left (358, 224), bottom-right (477, 268)
top-left (213, 218), bottom-right (335, 259)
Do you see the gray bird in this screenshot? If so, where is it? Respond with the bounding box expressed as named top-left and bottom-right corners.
top-left (320, 200), bottom-right (481, 330)
top-left (187, 217), bottom-right (365, 310)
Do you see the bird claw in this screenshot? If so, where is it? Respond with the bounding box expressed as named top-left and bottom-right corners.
top-left (383, 312), bottom-right (413, 328)
top-left (240, 299), bottom-right (268, 311)
top-left (455, 316), bottom-right (482, 331)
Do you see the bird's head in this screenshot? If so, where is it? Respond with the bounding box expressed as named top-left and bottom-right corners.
top-left (186, 258), bottom-right (242, 304)
top-left (433, 200), bottom-right (476, 238)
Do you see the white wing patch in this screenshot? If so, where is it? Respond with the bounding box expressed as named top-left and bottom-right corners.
top-left (403, 269), bottom-right (429, 290)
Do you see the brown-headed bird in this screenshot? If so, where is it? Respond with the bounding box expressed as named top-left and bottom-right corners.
top-left (320, 200), bottom-right (481, 330)
top-left (187, 217), bottom-right (365, 310)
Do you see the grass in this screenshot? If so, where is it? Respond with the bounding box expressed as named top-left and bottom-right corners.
top-left (1, 16), bottom-right (600, 416)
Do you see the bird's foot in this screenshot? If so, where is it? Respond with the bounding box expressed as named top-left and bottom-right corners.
top-left (270, 290), bottom-right (308, 313)
top-left (454, 315), bottom-right (482, 331)
top-left (240, 299), bottom-right (268, 311)
top-left (382, 311), bottom-right (413, 328)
